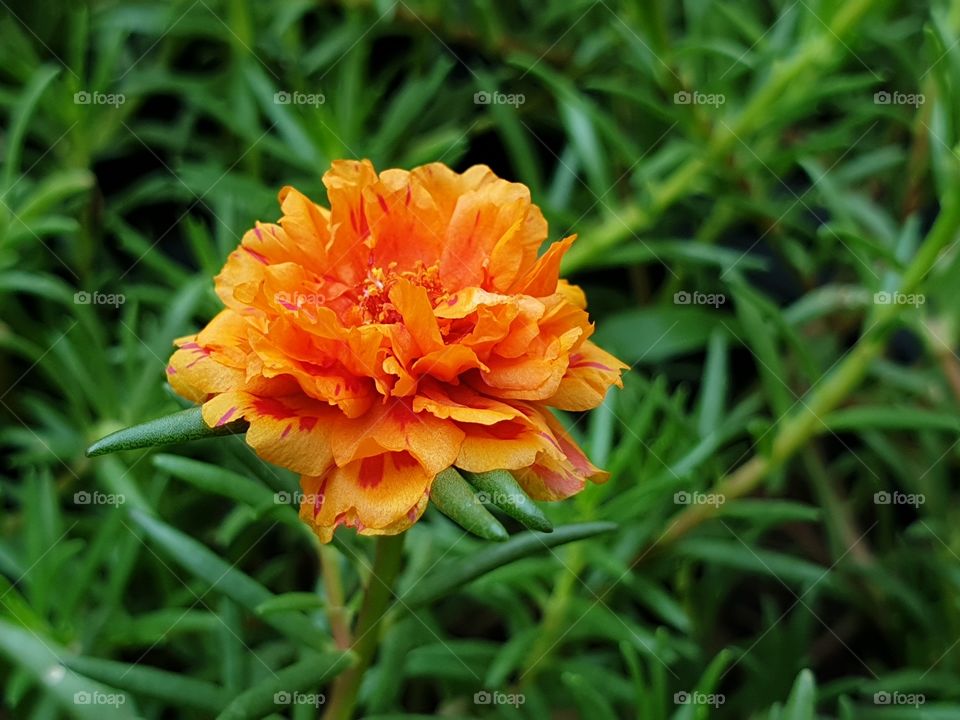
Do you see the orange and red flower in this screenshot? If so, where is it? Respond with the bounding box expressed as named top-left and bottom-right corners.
top-left (167, 160), bottom-right (626, 542)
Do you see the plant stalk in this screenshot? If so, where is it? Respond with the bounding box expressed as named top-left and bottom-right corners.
top-left (563, 0), bottom-right (881, 272)
top-left (323, 533), bottom-right (405, 720)
top-left (649, 193), bottom-right (960, 552)
top-left (320, 544), bottom-right (351, 651)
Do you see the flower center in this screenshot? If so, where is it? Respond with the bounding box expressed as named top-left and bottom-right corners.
top-left (356, 261), bottom-right (446, 324)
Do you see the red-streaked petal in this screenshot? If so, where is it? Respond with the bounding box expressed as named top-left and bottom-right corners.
top-left (413, 381), bottom-right (522, 425)
top-left (329, 400), bottom-right (463, 477)
top-left (511, 406), bottom-right (607, 500)
top-left (454, 418), bottom-right (542, 472)
top-left (547, 340), bottom-right (628, 411)
top-left (299, 451), bottom-right (431, 543)
top-left (168, 310), bottom-right (250, 402)
top-left (201, 391), bottom-right (335, 476)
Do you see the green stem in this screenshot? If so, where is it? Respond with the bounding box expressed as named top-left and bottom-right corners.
top-left (650, 194), bottom-right (960, 551)
top-left (519, 542), bottom-right (583, 684)
top-left (563, 0), bottom-right (880, 272)
top-left (320, 545), bottom-right (351, 651)
top-left (519, 486), bottom-right (600, 681)
top-left (322, 534), bottom-right (405, 720)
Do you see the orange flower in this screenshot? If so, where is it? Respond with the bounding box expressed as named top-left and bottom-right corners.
top-left (167, 160), bottom-right (626, 542)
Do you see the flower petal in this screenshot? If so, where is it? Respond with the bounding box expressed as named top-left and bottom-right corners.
top-left (512, 407), bottom-right (607, 500)
top-left (329, 400), bottom-right (463, 477)
top-left (323, 159), bottom-right (378, 284)
top-left (509, 235), bottom-right (575, 297)
top-left (201, 391), bottom-right (335, 476)
top-left (439, 178), bottom-right (546, 290)
top-left (454, 418), bottom-right (542, 473)
top-left (389, 279), bottom-right (443, 355)
top-left (548, 340), bottom-right (628, 411)
top-left (167, 310), bottom-right (251, 402)
top-left (299, 451), bottom-right (432, 542)
top-left (413, 382), bottom-right (522, 425)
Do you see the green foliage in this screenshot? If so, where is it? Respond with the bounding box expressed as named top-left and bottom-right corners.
top-left (2, 0), bottom-right (960, 718)
top-left (86, 407), bottom-right (248, 456)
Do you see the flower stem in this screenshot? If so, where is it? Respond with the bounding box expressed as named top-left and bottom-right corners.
top-left (323, 533), bottom-right (405, 720)
top-left (320, 545), bottom-right (350, 650)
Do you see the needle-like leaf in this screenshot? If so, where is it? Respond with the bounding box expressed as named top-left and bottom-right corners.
top-left (429, 467), bottom-right (509, 541)
top-left (462, 469), bottom-right (553, 532)
top-left (85, 407), bottom-right (247, 457)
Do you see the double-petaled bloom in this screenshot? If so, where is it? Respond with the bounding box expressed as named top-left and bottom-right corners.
top-left (167, 160), bottom-right (626, 542)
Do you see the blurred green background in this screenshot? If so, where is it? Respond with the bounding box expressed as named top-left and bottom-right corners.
top-left (2, 0), bottom-right (960, 717)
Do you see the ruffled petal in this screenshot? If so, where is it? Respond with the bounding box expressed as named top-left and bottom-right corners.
top-left (413, 382), bottom-right (522, 425)
top-left (439, 176), bottom-right (546, 290)
top-left (389, 279), bottom-right (443, 354)
top-left (454, 418), bottom-right (542, 473)
top-left (512, 407), bottom-right (607, 500)
top-left (509, 235), bottom-right (575, 297)
top-left (548, 341), bottom-right (628, 411)
top-left (367, 169), bottom-right (448, 268)
top-left (201, 391), bottom-right (336, 476)
top-left (247, 322), bottom-right (377, 418)
top-left (299, 451), bottom-right (432, 542)
top-left (329, 400), bottom-right (463, 477)
top-left (322, 160), bottom-right (378, 284)
top-left (167, 310), bottom-right (251, 402)
top-left (476, 339), bottom-right (569, 401)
